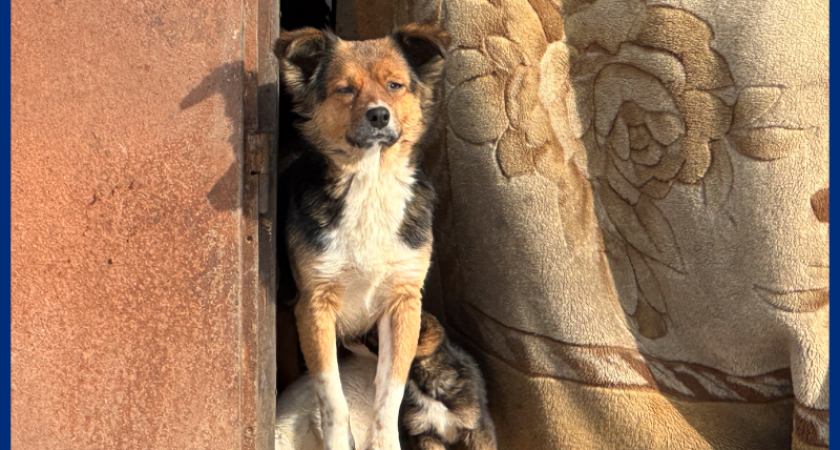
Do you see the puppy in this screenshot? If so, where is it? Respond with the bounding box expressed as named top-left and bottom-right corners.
top-left (274, 25), bottom-right (448, 450)
top-left (275, 313), bottom-right (497, 450)
top-left (274, 346), bottom-right (379, 450)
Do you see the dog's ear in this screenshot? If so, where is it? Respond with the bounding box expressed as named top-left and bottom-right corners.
top-left (391, 24), bottom-right (449, 84)
top-left (416, 312), bottom-right (445, 358)
top-left (274, 27), bottom-right (330, 95)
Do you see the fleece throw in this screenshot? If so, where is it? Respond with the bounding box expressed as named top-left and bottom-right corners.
top-left (332, 0), bottom-right (828, 448)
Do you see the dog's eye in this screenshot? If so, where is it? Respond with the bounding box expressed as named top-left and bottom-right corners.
top-left (387, 82), bottom-right (405, 91)
top-left (336, 86), bottom-right (354, 95)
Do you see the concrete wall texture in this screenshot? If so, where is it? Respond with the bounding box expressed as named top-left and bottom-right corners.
top-left (12, 0), bottom-right (278, 448)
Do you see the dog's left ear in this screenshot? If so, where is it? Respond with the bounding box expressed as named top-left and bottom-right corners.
top-left (391, 24), bottom-right (450, 83)
top-left (274, 27), bottom-right (331, 97)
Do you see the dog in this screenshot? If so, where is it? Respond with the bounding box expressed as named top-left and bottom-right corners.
top-left (275, 312), bottom-right (498, 450)
top-left (274, 24), bottom-right (448, 450)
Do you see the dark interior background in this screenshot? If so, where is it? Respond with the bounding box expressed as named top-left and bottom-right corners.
top-left (275, 0), bottom-right (337, 395)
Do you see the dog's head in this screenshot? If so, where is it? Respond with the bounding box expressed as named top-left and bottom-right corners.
top-left (274, 25), bottom-right (448, 157)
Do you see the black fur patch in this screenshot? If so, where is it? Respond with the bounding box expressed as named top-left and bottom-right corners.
top-left (310, 37), bottom-right (336, 102)
top-left (399, 167), bottom-right (436, 249)
top-left (408, 72), bottom-right (420, 94)
top-left (282, 150), bottom-right (347, 252)
top-left (391, 32), bottom-right (445, 81)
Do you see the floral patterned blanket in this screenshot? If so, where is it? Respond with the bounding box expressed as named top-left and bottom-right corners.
top-left (335, 0), bottom-right (828, 448)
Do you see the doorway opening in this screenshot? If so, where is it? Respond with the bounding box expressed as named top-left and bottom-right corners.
top-left (274, 0), bottom-right (340, 401)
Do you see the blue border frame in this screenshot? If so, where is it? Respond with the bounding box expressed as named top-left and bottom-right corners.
top-left (4, 0), bottom-right (11, 445)
top-left (829, 0), bottom-right (837, 445)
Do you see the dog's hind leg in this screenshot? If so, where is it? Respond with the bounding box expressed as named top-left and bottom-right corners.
top-left (369, 284), bottom-right (423, 450)
top-left (295, 284), bottom-right (355, 450)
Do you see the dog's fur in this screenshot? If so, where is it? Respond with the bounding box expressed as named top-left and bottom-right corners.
top-left (274, 348), bottom-right (379, 450)
top-left (275, 313), bottom-right (498, 450)
top-left (274, 25), bottom-right (448, 450)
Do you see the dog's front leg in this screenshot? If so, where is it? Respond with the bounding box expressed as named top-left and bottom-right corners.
top-left (295, 286), bottom-right (355, 450)
top-left (369, 284), bottom-right (423, 450)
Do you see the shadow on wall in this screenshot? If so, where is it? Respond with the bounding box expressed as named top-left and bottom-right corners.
top-left (177, 55), bottom-right (310, 392)
top-left (178, 61), bottom-right (246, 211)
top-left (179, 59), bottom-right (306, 391)
top-left (178, 61), bottom-right (285, 213)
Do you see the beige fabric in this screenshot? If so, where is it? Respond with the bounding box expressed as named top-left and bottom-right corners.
top-left (335, 0), bottom-right (828, 448)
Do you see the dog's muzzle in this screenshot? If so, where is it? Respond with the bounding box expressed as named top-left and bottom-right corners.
top-left (346, 107), bottom-right (401, 148)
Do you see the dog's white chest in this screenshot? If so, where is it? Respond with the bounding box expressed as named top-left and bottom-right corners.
top-left (321, 148), bottom-right (417, 335)
top-left (332, 148), bottom-right (414, 267)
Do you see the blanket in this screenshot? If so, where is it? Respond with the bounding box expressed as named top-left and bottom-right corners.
top-left (333, 0), bottom-right (829, 448)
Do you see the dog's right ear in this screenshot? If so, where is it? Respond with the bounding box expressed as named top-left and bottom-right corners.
top-left (274, 28), bottom-right (329, 95)
top-left (391, 24), bottom-right (449, 84)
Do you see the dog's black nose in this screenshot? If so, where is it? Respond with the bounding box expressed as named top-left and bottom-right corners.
top-left (366, 107), bottom-right (390, 129)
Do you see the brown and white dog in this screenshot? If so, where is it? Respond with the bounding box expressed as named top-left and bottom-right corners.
top-left (274, 25), bottom-right (448, 450)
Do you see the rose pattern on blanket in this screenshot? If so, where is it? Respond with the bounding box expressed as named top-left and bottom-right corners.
top-left (442, 0), bottom-right (600, 251)
top-left (567, 5), bottom-right (739, 339)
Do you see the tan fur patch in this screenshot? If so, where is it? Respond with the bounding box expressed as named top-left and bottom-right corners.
top-left (383, 284), bottom-right (424, 380)
top-left (416, 312), bottom-right (445, 358)
top-left (294, 283), bottom-right (345, 373)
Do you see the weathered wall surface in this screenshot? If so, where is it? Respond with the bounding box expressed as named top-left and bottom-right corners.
top-left (12, 0), bottom-right (277, 448)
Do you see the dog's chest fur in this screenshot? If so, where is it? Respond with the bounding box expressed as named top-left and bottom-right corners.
top-left (327, 147), bottom-right (414, 269)
top-left (328, 150), bottom-right (417, 333)
top-left (287, 147), bottom-right (433, 337)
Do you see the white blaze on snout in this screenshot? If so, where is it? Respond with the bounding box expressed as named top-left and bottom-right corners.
top-left (367, 100), bottom-right (387, 109)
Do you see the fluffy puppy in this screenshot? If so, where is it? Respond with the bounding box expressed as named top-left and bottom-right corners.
top-left (274, 347), bottom-right (378, 450)
top-left (274, 25), bottom-right (448, 450)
